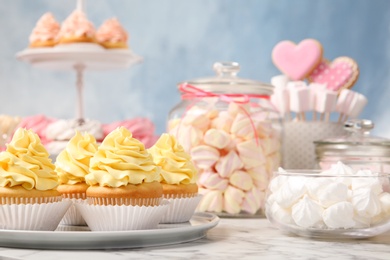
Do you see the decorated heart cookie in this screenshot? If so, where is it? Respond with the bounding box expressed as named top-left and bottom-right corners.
top-left (272, 39), bottom-right (323, 81)
top-left (308, 57), bottom-right (359, 92)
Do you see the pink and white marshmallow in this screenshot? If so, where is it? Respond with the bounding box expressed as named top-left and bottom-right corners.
top-left (190, 145), bottom-right (220, 169)
top-left (215, 150), bottom-right (244, 178)
top-left (203, 129), bottom-right (231, 149)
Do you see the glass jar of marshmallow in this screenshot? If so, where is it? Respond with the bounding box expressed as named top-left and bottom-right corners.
top-left (168, 61), bottom-right (282, 217)
top-left (315, 119), bottom-right (390, 172)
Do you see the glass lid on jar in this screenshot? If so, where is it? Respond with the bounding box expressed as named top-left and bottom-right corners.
top-left (314, 119), bottom-right (390, 158)
top-left (178, 61), bottom-right (274, 95)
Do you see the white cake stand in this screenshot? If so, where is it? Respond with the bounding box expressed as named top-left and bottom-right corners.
top-left (16, 43), bottom-right (143, 119)
top-left (16, 0), bottom-right (142, 119)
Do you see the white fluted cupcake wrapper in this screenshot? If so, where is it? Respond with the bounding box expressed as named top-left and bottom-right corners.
top-left (75, 200), bottom-right (170, 231)
top-left (0, 200), bottom-right (72, 231)
top-left (60, 198), bottom-right (87, 226)
top-left (160, 195), bottom-right (203, 224)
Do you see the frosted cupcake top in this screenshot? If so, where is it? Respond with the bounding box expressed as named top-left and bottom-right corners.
top-left (96, 18), bottom-right (128, 43)
top-left (55, 131), bottom-right (98, 185)
top-left (0, 128), bottom-right (58, 190)
top-left (85, 127), bottom-right (160, 187)
top-left (148, 133), bottom-right (197, 185)
top-left (29, 12), bottom-right (60, 43)
top-left (58, 10), bottom-right (95, 38)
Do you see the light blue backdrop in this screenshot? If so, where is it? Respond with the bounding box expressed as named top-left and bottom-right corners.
top-left (0, 0), bottom-right (389, 137)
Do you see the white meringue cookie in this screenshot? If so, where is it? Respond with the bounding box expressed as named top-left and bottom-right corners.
top-left (370, 212), bottom-right (390, 226)
top-left (274, 176), bottom-right (307, 208)
top-left (379, 192), bottom-right (390, 214)
top-left (328, 161), bottom-right (354, 186)
top-left (292, 195), bottom-right (324, 228)
top-left (305, 177), bottom-right (333, 200)
top-left (353, 215), bottom-right (371, 229)
top-left (317, 182), bottom-right (348, 208)
top-left (323, 201), bottom-right (355, 229)
top-left (351, 188), bottom-right (382, 218)
top-left (351, 170), bottom-right (383, 195)
top-left (268, 202), bottom-right (294, 225)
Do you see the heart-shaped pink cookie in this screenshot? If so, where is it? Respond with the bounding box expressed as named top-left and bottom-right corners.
top-left (272, 39), bottom-right (323, 80)
top-left (308, 57), bottom-right (359, 92)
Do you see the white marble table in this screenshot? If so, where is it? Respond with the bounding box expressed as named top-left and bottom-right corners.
top-left (0, 218), bottom-right (390, 260)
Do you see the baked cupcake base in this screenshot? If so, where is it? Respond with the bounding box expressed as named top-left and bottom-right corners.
top-left (86, 182), bottom-right (163, 206)
top-left (161, 183), bottom-right (198, 198)
top-left (29, 39), bottom-right (57, 48)
top-left (58, 35), bottom-right (96, 44)
top-left (99, 41), bottom-right (128, 49)
top-left (0, 186), bottom-right (61, 204)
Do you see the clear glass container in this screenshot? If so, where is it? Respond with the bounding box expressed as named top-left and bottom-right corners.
top-left (265, 168), bottom-right (390, 239)
top-left (314, 119), bottom-right (390, 172)
top-left (167, 61), bottom-right (282, 217)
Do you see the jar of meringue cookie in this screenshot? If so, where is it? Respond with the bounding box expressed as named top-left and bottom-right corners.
top-left (168, 61), bottom-right (282, 217)
top-left (314, 119), bottom-right (390, 173)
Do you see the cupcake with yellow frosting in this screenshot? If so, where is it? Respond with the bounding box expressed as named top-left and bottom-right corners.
top-left (55, 131), bottom-right (98, 225)
top-left (0, 128), bottom-right (71, 230)
top-left (148, 133), bottom-right (201, 223)
top-left (75, 127), bottom-right (168, 231)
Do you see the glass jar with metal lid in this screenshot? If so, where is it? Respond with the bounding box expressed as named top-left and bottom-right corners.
top-left (167, 61), bottom-right (282, 217)
top-left (314, 119), bottom-right (390, 172)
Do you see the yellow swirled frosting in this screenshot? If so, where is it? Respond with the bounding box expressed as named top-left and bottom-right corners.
top-left (55, 131), bottom-right (98, 185)
top-left (148, 133), bottom-right (197, 185)
top-left (0, 128), bottom-right (58, 190)
top-left (85, 127), bottom-right (159, 187)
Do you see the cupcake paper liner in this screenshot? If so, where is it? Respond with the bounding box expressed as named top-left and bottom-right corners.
top-left (75, 200), bottom-right (170, 231)
top-left (160, 194), bottom-right (203, 224)
top-left (0, 199), bottom-right (72, 231)
top-left (88, 197), bottom-right (162, 206)
top-left (0, 196), bottom-right (62, 204)
top-left (60, 198), bottom-right (87, 226)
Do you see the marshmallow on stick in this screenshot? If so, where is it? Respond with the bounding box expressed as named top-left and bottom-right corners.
top-left (346, 92), bottom-right (368, 120)
top-left (309, 83), bottom-right (327, 121)
top-left (315, 89), bottom-right (338, 122)
top-left (336, 89), bottom-right (355, 122)
top-left (288, 81), bottom-right (311, 121)
top-left (271, 75), bottom-right (290, 120)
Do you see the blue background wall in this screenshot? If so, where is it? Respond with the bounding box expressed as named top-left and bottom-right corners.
top-left (0, 0), bottom-right (389, 137)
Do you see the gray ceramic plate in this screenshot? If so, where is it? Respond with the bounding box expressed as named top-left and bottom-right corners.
top-left (0, 212), bottom-right (219, 250)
